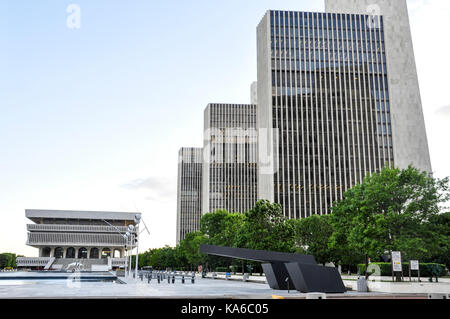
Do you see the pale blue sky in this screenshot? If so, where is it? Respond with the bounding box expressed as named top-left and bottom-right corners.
top-left (1, 0), bottom-right (449, 256)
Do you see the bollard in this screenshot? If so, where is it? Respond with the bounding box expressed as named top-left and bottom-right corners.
top-left (157, 275), bottom-right (160, 284)
top-left (168, 275), bottom-right (170, 284)
top-left (182, 275), bottom-right (185, 284)
top-left (172, 276), bottom-right (175, 284)
top-left (191, 276), bottom-right (195, 284)
top-left (148, 275), bottom-right (151, 284)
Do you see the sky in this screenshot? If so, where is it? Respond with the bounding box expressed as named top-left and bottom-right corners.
top-left (0, 0), bottom-right (449, 256)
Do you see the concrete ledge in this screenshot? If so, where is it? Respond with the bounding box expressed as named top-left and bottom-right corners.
top-left (343, 280), bottom-right (450, 294)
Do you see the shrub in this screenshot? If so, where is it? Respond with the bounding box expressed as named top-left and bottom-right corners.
top-left (357, 262), bottom-right (447, 278)
top-left (215, 267), bottom-right (229, 273)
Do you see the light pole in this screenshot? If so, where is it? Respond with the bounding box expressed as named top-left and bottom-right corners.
top-left (102, 219), bottom-right (130, 275)
top-left (128, 225), bottom-right (134, 278)
top-left (123, 231), bottom-right (131, 277)
top-left (134, 213), bottom-right (142, 280)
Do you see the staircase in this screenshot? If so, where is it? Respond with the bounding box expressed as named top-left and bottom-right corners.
top-left (44, 257), bottom-right (56, 270)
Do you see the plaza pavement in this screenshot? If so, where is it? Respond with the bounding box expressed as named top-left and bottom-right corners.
top-left (0, 274), bottom-right (445, 299)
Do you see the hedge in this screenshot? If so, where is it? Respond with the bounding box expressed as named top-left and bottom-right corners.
top-left (357, 262), bottom-right (447, 278)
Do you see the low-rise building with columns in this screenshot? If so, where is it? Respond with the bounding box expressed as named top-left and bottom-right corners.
top-left (17, 209), bottom-right (138, 271)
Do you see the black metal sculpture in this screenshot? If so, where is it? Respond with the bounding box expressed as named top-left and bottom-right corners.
top-left (199, 244), bottom-right (346, 293)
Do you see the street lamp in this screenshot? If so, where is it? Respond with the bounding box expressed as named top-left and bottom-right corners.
top-left (123, 231), bottom-right (131, 277)
top-left (134, 213), bottom-right (142, 279)
top-left (102, 219), bottom-right (132, 276)
top-left (128, 225), bottom-right (134, 278)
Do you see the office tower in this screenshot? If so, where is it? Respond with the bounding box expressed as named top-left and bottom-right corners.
top-left (202, 103), bottom-right (258, 215)
top-left (256, 7), bottom-right (425, 219)
top-left (176, 147), bottom-right (203, 243)
top-left (325, 0), bottom-right (432, 174)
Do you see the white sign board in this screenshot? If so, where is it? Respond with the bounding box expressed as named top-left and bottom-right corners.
top-left (410, 260), bottom-right (419, 271)
top-left (392, 251), bottom-right (402, 272)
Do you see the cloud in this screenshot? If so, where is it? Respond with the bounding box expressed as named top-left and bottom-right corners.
top-left (435, 105), bottom-right (450, 116)
top-left (122, 177), bottom-right (176, 202)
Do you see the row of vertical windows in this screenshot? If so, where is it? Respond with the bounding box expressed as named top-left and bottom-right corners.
top-left (270, 10), bottom-right (384, 30)
top-left (268, 10), bottom-right (392, 219)
top-left (177, 148), bottom-right (202, 242)
top-left (206, 104), bottom-right (258, 214)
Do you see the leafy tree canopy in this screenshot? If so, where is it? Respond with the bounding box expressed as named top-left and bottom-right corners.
top-left (329, 166), bottom-right (450, 275)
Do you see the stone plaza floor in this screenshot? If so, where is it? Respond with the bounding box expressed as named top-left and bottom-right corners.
top-left (0, 274), bottom-right (438, 299)
top-left (0, 276), bottom-right (298, 299)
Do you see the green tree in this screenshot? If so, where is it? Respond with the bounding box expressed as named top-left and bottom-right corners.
top-left (201, 210), bottom-right (245, 247)
top-left (289, 215), bottom-right (336, 265)
top-left (200, 210), bottom-right (246, 271)
top-left (235, 200), bottom-right (295, 253)
top-left (329, 166), bottom-right (450, 278)
top-left (427, 212), bottom-right (450, 269)
top-left (178, 231), bottom-right (208, 268)
top-left (0, 253), bottom-right (17, 269)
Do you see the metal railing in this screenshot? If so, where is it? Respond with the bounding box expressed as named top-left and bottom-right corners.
top-left (111, 258), bottom-right (127, 267)
top-left (27, 232), bottom-right (127, 246)
top-left (16, 257), bottom-right (52, 267)
top-left (27, 224), bottom-right (129, 234)
top-left (17, 257), bottom-right (127, 269)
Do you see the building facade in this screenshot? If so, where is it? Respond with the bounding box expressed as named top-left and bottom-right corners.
top-left (17, 209), bottom-right (136, 270)
top-left (176, 0), bottom-right (432, 228)
top-left (202, 103), bottom-right (258, 215)
top-left (257, 8), bottom-right (420, 218)
top-left (324, 0), bottom-right (432, 174)
top-left (176, 147), bottom-right (203, 243)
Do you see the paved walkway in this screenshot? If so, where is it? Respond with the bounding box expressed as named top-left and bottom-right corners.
top-left (203, 272), bottom-right (450, 294)
top-left (1, 272), bottom-right (448, 298)
top-left (0, 276), bottom-right (432, 299)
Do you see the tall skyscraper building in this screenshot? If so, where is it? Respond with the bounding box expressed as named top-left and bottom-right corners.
top-left (202, 103), bottom-right (258, 215)
top-left (257, 4), bottom-right (431, 218)
top-left (325, 0), bottom-right (432, 173)
top-left (176, 0), bottom-right (432, 240)
top-left (176, 147), bottom-right (203, 243)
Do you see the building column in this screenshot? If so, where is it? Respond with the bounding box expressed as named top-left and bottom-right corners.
top-left (74, 248), bottom-right (79, 259)
top-left (63, 248), bottom-right (67, 258)
top-left (50, 248), bottom-right (55, 258)
top-left (98, 247), bottom-right (102, 259)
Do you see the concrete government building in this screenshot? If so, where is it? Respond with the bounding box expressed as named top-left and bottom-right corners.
top-left (17, 209), bottom-right (137, 271)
